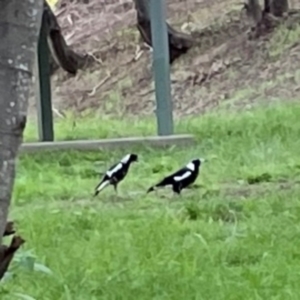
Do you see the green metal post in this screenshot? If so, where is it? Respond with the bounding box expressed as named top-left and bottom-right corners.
top-left (37, 15), bottom-right (54, 142)
top-left (149, 0), bottom-right (174, 136)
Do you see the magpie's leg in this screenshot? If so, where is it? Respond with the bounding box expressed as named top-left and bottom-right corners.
top-left (109, 177), bottom-right (119, 195)
top-left (172, 191), bottom-right (181, 199)
top-left (113, 183), bottom-right (118, 194)
top-left (172, 185), bottom-right (181, 198)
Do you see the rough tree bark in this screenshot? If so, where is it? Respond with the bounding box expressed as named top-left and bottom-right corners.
top-left (269, 0), bottom-right (289, 17)
top-left (43, 0), bottom-right (89, 76)
top-left (0, 0), bottom-right (44, 279)
top-left (133, 0), bottom-right (193, 64)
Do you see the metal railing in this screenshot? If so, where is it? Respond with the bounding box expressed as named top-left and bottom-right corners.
top-left (36, 0), bottom-right (174, 142)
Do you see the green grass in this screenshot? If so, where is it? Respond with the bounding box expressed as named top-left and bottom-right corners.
top-left (3, 103), bottom-right (300, 299)
top-left (24, 113), bottom-right (157, 142)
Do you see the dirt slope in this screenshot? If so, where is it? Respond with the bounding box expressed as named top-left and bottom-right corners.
top-left (29, 0), bottom-right (300, 118)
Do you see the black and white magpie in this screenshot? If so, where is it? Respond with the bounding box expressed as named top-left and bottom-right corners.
top-left (94, 153), bottom-right (138, 196)
top-left (147, 158), bottom-right (203, 195)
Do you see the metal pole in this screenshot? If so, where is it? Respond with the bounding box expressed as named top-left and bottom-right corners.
top-left (149, 0), bottom-right (174, 136)
top-left (36, 15), bottom-right (54, 142)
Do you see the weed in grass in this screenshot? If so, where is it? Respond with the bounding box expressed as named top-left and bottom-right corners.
top-left (247, 172), bottom-right (272, 185)
top-left (184, 202), bottom-right (201, 220)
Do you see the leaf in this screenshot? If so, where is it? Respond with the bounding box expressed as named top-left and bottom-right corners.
top-left (18, 256), bottom-right (35, 271)
top-left (63, 285), bottom-right (72, 300)
top-left (14, 250), bottom-right (53, 275)
top-left (1, 271), bottom-right (13, 283)
top-left (13, 293), bottom-right (36, 300)
top-left (33, 263), bottom-right (53, 275)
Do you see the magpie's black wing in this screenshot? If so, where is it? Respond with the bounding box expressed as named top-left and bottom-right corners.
top-left (147, 166), bottom-right (189, 193)
top-left (166, 166), bottom-right (190, 180)
top-left (106, 162), bottom-right (125, 179)
top-left (107, 162), bottom-right (119, 173)
top-left (94, 161), bottom-right (122, 196)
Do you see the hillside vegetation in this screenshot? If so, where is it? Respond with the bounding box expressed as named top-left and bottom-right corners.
top-left (28, 0), bottom-right (300, 120)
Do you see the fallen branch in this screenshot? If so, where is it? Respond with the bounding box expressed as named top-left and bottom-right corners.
top-left (3, 222), bottom-right (15, 237)
top-left (0, 236), bottom-right (25, 281)
top-left (133, 0), bottom-right (193, 64)
top-left (88, 74), bottom-right (111, 96)
top-left (43, 0), bottom-right (91, 76)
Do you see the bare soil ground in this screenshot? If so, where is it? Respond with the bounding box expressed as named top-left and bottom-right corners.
top-left (29, 0), bottom-right (300, 118)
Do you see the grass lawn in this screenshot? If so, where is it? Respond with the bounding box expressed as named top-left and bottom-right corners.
top-left (2, 103), bottom-right (300, 299)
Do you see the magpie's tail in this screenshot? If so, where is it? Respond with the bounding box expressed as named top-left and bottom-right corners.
top-left (146, 177), bottom-right (170, 194)
top-left (94, 180), bottom-right (110, 197)
top-left (146, 186), bottom-right (155, 194)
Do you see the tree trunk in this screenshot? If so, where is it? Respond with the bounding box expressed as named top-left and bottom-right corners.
top-left (43, 1), bottom-right (90, 76)
top-left (245, 0), bottom-right (263, 25)
top-left (0, 0), bottom-right (43, 277)
top-left (133, 0), bottom-right (193, 64)
top-left (269, 0), bottom-right (289, 17)
top-left (245, 0), bottom-right (289, 37)
top-left (246, 0), bottom-right (289, 20)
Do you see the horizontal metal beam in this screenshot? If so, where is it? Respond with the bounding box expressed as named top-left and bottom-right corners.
top-left (20, 134), bottom-right (195, 153)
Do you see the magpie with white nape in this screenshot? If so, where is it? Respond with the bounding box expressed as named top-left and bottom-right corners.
top-left (147, 158), bottom-right (204, 195)
top-left (94, 154), bottom-right (138, 196)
